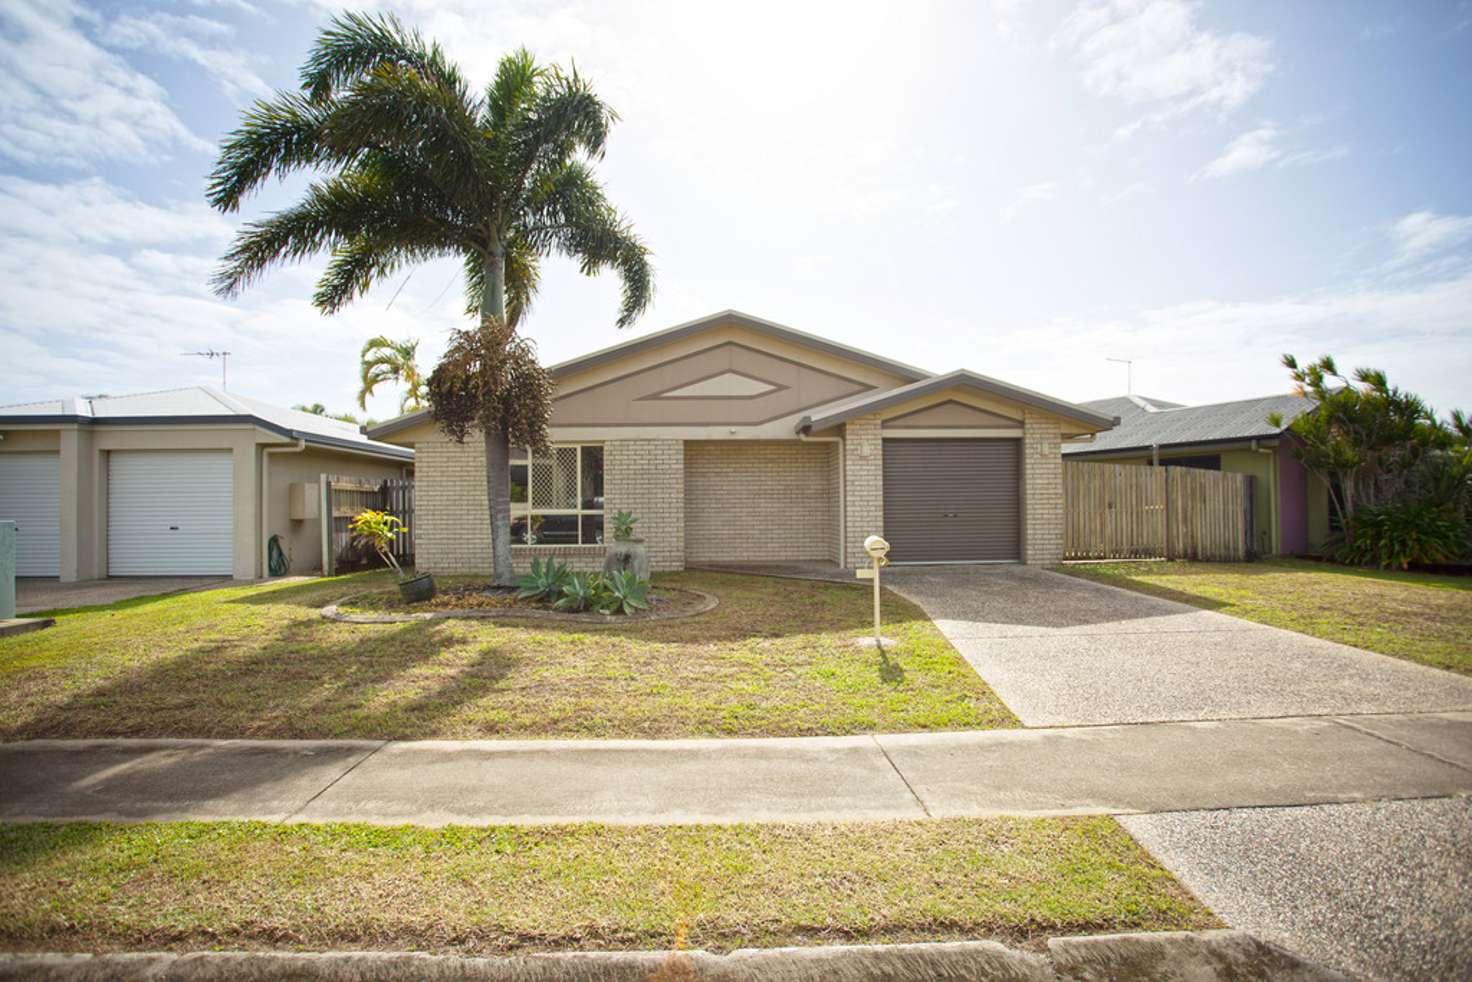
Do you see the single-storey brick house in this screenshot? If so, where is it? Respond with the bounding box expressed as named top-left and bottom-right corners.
top-left (366, 311), bottom-right (1117, 571)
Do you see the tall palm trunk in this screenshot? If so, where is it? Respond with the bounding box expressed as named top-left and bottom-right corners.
top-left (480, 246), bottom-right (515, 586)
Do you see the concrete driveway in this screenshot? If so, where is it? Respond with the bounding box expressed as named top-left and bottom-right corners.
top-left (884, 564), bottom-right (1472, 726)
top-left (16, 577), bottom-right (230, 615)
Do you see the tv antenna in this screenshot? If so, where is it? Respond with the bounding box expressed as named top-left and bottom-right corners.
top-left (1106, 357), bottom-right (1133, 395)
top-left (183, 349), bottom-right (232, 389)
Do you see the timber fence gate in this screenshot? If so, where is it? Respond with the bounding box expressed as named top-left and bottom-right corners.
top-left (1063, 461), bottom-right (1254, 561)
top-left (321, 475), bottom-right (415, 574)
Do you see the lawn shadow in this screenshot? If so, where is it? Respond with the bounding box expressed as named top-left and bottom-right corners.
top-left (226, 572), bottom-right (397, 609)
top-left (1069, 572), bottom-right (1231, 614)
top-left (4, 615), bottom-right (520, 743)
top-left (877, 652), bottom-right (906, 686)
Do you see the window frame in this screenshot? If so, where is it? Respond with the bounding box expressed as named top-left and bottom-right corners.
top-left (510, 443), bottom-right (605, 547)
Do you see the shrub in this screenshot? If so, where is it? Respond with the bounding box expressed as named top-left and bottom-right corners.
top-left (348, 509), bottom-right (408, 579)
top-left (1334, 501), bottom-right (1466, 570)
top-left (516, 557), bottom-right (570, 600)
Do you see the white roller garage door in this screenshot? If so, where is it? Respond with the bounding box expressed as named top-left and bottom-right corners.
top-left (0, 452), bottom-right (61, 576)
top-left (109, 451), bottom-right (234, 575)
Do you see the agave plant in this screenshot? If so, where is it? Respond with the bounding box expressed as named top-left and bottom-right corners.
top-left (515, 556), bottom-right (569, 601)
top-left (601, 569), bottom-right (650, 615)
top-left (554, 572), bottom-right (598, 612)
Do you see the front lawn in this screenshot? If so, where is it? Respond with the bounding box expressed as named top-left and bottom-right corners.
top-left (1062, 559), bottom-right (1472, 675)
top-left (0, 571), bottom-right (1016, 739)
top-left (0, 817), bottom-right (1215, 954)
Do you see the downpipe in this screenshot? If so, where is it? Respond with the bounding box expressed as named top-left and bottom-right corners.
top-left (261, 438), bottom-right (307, 577)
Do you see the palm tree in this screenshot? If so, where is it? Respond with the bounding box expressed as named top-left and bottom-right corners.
top-left (358, 335), bottom-right (425, 412)
top-left (208, 12), bottom-right (653, 585)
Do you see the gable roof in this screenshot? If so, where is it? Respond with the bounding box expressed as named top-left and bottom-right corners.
top-left (798, 370), bottom-right (1118, 433)
top-left (547, 309), bottom-right (933, 382)
top-left (1064, 392), bottom-right (1316, 455)
top-left (0, 386), bottom-right (413, 461)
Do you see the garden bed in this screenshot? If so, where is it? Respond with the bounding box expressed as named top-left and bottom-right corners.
top-left (324, 582), bottom-right (718, 625)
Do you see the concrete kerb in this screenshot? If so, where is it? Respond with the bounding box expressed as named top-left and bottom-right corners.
top-left (320, 586), bottom-right (718, 626)
top-left (0, 931), bottom-right (1345, 981)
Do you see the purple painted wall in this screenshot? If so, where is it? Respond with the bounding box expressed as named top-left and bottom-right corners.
top-left (1278, 443), bottom-right (1309, 555)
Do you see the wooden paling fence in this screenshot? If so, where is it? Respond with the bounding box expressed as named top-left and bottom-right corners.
top-left (1063, 461), bottom-right (1254, 562)
top-left (321, 475), bottom-right (415, 574)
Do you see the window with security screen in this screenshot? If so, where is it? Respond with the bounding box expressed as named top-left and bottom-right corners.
top-left (509, 444), bottom-right (604, 545)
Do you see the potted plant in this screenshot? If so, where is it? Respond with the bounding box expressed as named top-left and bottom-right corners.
top-left (349, 509), bottom-right (434, 602)
top-left (602, 509), bottom-right (650, 581)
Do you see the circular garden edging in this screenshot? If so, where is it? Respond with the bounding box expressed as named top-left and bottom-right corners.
top-left (320, 585), bottom-right (718, 626)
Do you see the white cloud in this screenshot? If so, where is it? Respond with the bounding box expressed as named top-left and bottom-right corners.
top-left (1001, 181), bottom-right (1060, 223)
top-left (1103, 180), bottom-right (1152, 203)
top-left (0, 0), bottom-right (211, 167)
top-left (101, 13), bottom-right (272, 100)
top-left (1386, 210), bottom-right (1472, 269)
top-left (1056, 0), bottom-right (1273, 136)
top-left (0, 176), bottom-right (232, 246)
top-left (0, 175), bottom-right (463, 421)
top-left (1193, 124), bottom-right (1347, 181)
top-left (1033, 265), bottom-right (1472, 409)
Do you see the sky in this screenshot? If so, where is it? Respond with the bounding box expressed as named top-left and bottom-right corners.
top-left (2, 0), bottom-right (1470, 424)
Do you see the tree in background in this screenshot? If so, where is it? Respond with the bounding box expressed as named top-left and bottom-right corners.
top-left (208, 12), bottom-right (652, 586)
top-left (1272, 355), bottom-right (1470, 568)
top-left (358, 335), bottom-right (426, 413)
top-left (294, 402), bottom-right (366, 425)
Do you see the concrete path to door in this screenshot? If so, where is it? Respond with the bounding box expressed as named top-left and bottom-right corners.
top-left (3, 712), bottom-right (1469, 826)
top-left (883, 564), bottom-right (1472, 726)
top-left (16, 576), bottom-right (230, 615)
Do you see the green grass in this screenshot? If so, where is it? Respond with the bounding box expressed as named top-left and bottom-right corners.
top-left (1062, 559), bottom-right (1472, 675)
top-left (0, 571), bottom-right (1016, 739)
top-left (0, 818), bottom-right (1216, 954)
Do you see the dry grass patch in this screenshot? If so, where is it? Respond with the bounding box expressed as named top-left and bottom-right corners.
top-left (0, 571), bottom-right (1016, 739)
top-left (1062, 559), bottom-right (1472, 675)
top-left (0, 818), bottom-right (1216, 954)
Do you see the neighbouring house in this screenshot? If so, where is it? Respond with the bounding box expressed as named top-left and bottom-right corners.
top-left (366, 310), bottom-right (1117, 572)
top-left (1062, 392), bottom-right (1332, 556)
top-left (0, 387), bottom-right (413, 581)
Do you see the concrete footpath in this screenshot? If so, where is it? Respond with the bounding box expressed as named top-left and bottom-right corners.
top-left (3, 711), bottom-right (1469, 825)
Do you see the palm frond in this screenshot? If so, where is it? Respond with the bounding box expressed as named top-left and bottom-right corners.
top-left (520, 162), bottom-right (652, 327)
top-left (324, 62), bottom-right (489, 210)
top-left (300, 11), bottom-right (466, 105)
top-left (483, 48), bottom-right (543, 133)
top-left (214, 168), bottom-right (465, 301)
top-left (208, 91), bottom-right (334, 212)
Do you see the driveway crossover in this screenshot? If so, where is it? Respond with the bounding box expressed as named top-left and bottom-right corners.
top-left (884, 564), bottom-right (1472, 726)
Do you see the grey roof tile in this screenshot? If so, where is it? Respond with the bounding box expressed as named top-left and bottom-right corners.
top-left (1065, 392), bottom-right (1315, 454)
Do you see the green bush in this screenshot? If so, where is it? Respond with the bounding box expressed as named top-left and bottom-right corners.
top-left (1334, 501), bottom-right (1466, 570)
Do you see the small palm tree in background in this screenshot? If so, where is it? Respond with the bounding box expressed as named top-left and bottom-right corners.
top-left (208, 11), bottom-right (653, 585)
top-left (358, 335), bottom-right (425, 413)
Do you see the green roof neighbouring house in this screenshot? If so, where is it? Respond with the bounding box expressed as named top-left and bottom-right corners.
top-left (1064, 393), bottom-right (1330, 557)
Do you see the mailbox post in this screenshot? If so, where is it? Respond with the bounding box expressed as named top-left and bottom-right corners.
top-left (855, 534), bottom-right (891, 649)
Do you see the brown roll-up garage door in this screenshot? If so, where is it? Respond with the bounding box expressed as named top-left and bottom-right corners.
top-left (882, 438), bottom-right (1021, 562)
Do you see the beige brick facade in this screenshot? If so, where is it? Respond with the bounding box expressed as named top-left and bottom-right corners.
top-left (1022, 410), bottom-right (1064, 565)
top-left (604, 439), bottom-right (685, 572)
top-left (411, 414), bottom-right (1067, 574)
top-left (684, 441), bottom-right (838, 564)
top-left (842, 415), bottom-right (884, 569)
top-left (412, 434), bottom-right (606, 574)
